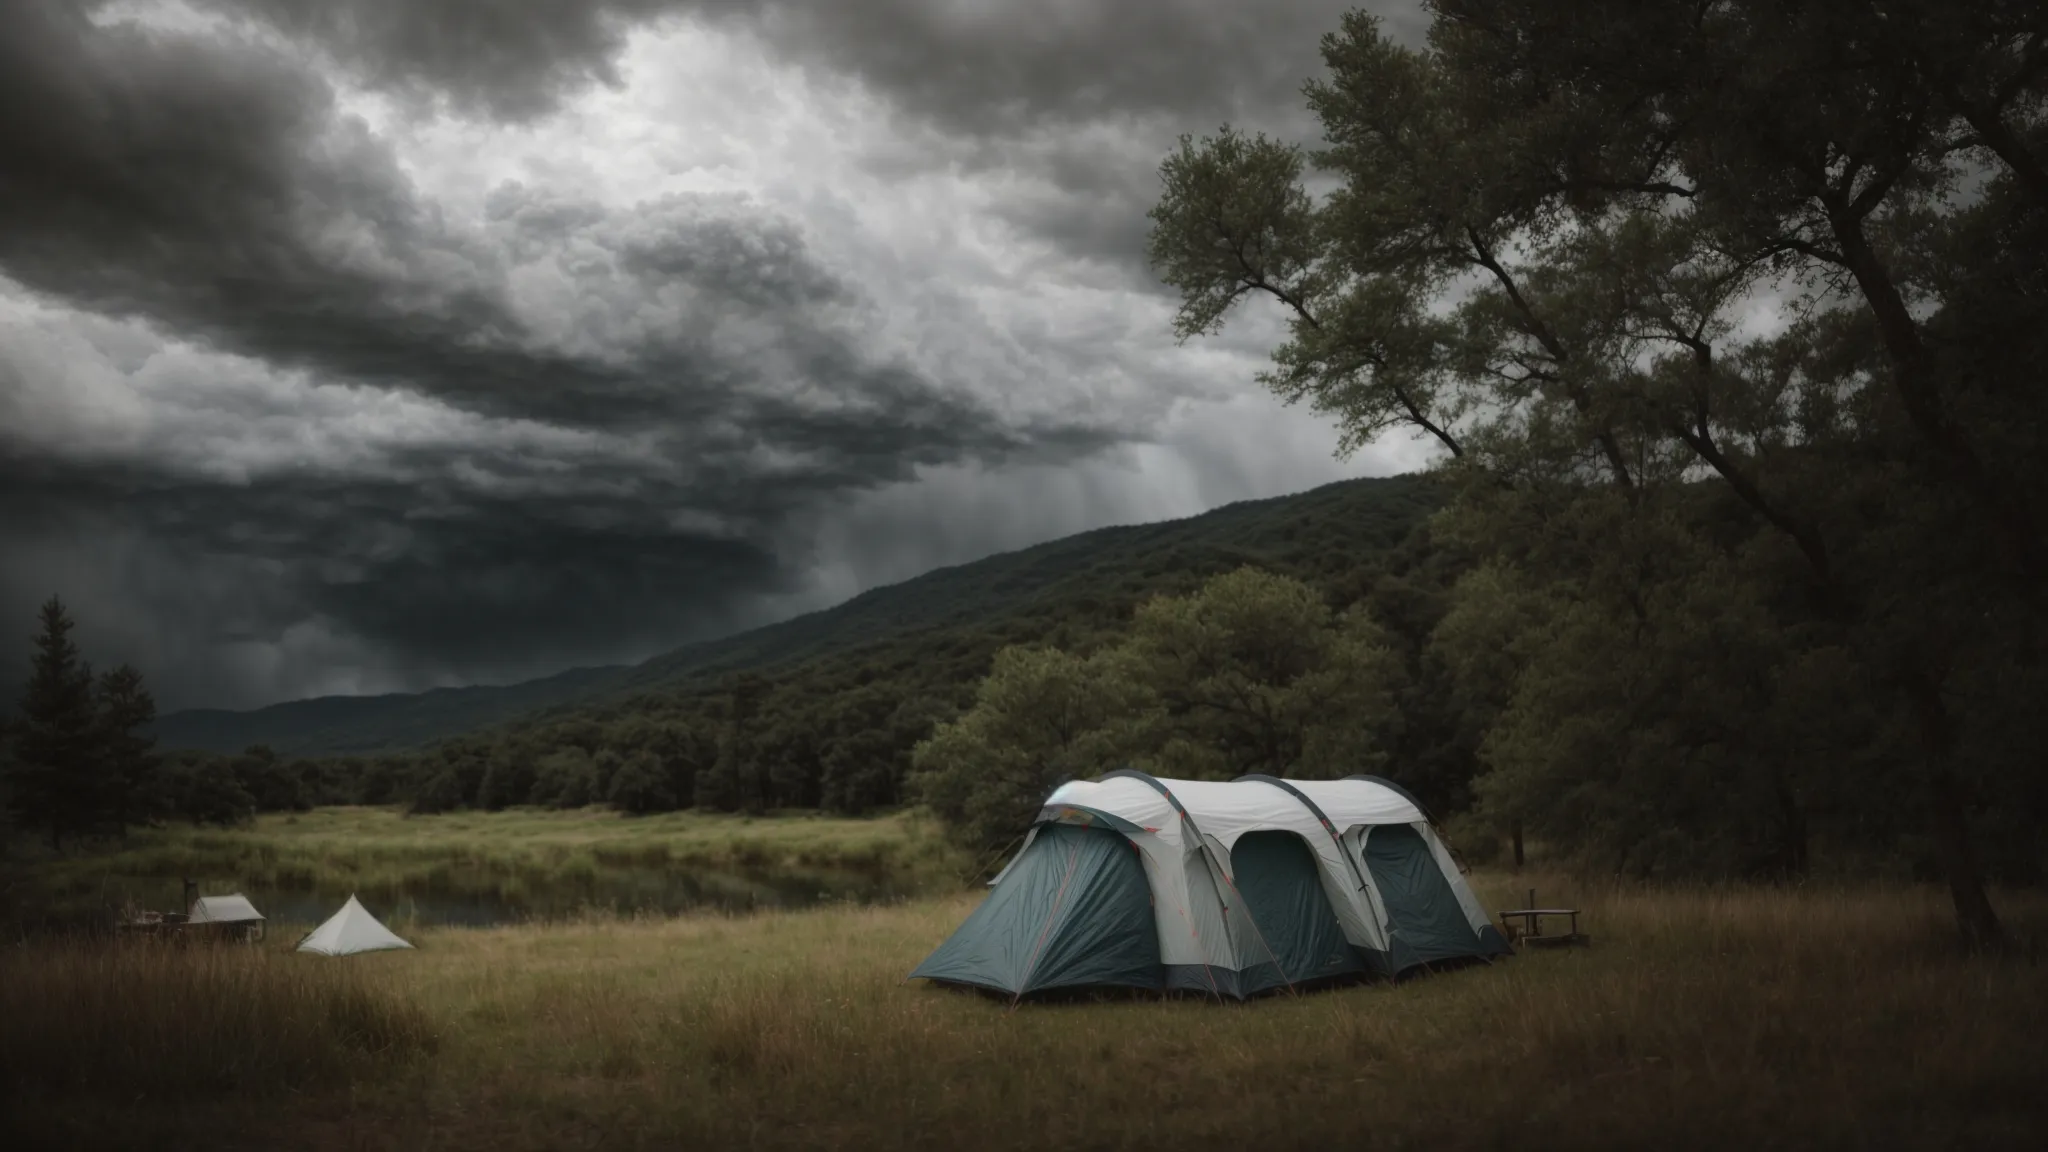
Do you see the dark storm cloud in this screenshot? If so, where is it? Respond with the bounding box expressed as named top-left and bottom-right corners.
top-left (192, 0), bottom-right (1424, 268)
top-left (198, 0), bottom-right (1421, 131)
top-left (0, 0), bottom-right (1416, 712)
top-left (186, 0), bottom-right (676, 121)
top-left (0, 1), bottom-right (587, 418)
top-left (0, 285), bottom-right (1116, 710)
top-left (0, 1), bottom-right (1127, 708)
top-left (0, 464), bottom-right (790, 711)
top-left (2, 4), bottom-right (1047, 448)
top-left (734, 0), bottom-right (1424, 136)
top-left (732, 0), bottom-right (1422, 270)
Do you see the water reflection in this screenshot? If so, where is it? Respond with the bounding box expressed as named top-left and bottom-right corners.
top-left (263, 868), bottom-right (918, 929)
top-left (75, 867), bottom-right (920, 934)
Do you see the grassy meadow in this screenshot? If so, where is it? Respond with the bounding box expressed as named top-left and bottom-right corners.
top-left (4, 806), bottom-right (973, 929)
top-left (6, 839), bottom-right (2046, 1150)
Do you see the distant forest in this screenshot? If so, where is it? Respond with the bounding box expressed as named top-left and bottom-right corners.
top-left (7, 3), bottom-right (2044, 951)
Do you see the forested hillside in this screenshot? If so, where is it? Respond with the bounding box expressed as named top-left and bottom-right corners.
top-left (149, 665), bottom-right (629, 759)
top-left (127, 474), bottom-right (1463, 825)
top-left (151, 476), bottom-right (1442, 758)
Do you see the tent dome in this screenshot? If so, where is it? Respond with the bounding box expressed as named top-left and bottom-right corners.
top-left (910, 772), bottom-right (1510, 1000)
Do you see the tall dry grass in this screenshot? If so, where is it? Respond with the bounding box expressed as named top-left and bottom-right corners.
top-left (0, 936), bottom-right (435, 1099)
top-left (7, 873), bottom-right (2045, 1150)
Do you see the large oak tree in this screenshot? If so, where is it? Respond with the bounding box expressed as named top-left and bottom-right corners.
top-left (1148, 1), bottom-right (2048, 948)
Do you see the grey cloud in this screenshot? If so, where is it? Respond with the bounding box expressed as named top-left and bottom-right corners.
top-left (197, 1), bottom-right (1424, 133)
top-left (1, 3), bottom-right (568, 414)
top-left (735, 0), bottom-right (1425, 136)
top-left (0, 441), bottom-right (796, 711)
top-left (191, 1), bottom-right (1426, 269)
top-left (188, 0), bottom-right (675, 121)
top-left (723, 1), bottom-right (1428, 279)
top-left (0, 294), bottom-right (1113, 712)
top-left (2, 4), bottom-right (1101, 464)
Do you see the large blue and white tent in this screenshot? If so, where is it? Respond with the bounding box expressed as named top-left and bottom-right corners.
top-left (910, 772), bottom-right (1511, 1000)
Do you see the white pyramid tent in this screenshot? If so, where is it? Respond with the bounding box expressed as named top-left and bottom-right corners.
top-left (298, 894), bottom-right (414, 956)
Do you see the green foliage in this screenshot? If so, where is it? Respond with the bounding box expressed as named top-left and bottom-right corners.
top-left (409, 770), bottom-right (464, 816)
top-left (474, 750), bottom-right (534, 811)
top-left (912, 645), bottom-right (1152, 855)
top-left (231, 744), bottom-right (306, 813)
top-left (607, 750), bottom-right (676, 815)
top-left (913, 567), bottom-right (1411, 857)
top-left (529, 748), bottom-right (601, 809)
top-left (155, 754), bottom-right (256, 828)
top-left (1128, 566), bottom-right (1404, 780)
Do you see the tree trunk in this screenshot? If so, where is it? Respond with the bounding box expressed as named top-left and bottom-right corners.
top-left (1511, 820), bottom-right (1525, 871)
top-left (1955, 97), bottom-right (2048, 208)
top-left (1827, 208), bottom-right (2044, 584)
top-left (1901, 670), bottom-right (2008, 952)
top-left (1773, 770), bottom-right (1809, 878)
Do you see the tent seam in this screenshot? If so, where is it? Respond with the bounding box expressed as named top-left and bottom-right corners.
top-left (1009, 838), bottom-right (1085, 1007)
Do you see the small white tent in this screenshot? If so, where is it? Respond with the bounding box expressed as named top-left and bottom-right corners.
top-left (188, 892), bottom-right (267, 940)
top-left (298, 894), bottom-right (414, 956)
top-left (188, 893), bottom-right (265, 926)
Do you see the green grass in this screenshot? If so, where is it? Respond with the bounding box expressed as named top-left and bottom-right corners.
top-left (7, 871), bottom-right (2046, 1150)
top-left (4, 806), bottom-right (973, 928)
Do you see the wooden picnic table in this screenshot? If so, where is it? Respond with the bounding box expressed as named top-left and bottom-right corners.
top-left (1496, 898), bottom-right (1588, 947)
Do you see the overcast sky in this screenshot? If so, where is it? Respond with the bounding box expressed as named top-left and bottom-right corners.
top-left (1, 0), bottom-right (1435, 712)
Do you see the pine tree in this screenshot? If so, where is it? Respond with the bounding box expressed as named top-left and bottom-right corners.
top-left (95, 664), bottom-right (161, 836)
top-left (12, 597), bottom-right (101, 848)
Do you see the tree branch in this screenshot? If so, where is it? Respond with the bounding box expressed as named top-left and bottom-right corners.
top-left (1466, 226), bottom-right (1639, 494)
top-left (1951, 96), bottom-right (2048, 205)
top-left (1391, 383), bottom-right (1464, 458)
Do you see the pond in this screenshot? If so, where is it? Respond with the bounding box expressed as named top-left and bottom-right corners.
top-left (245, 867), bottom-right (922, 929)
top-left (18, 865), bottom-right (929, 935)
